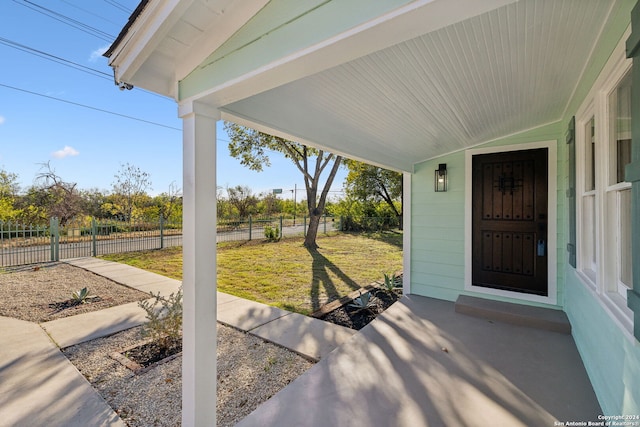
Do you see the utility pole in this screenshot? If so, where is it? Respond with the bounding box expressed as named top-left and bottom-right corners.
top-left (291, 183), bottom-right (297, 226)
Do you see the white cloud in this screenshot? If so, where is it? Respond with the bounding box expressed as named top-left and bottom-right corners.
top-left (89, 45), bottom-right (109, 62)
top-left (52, 146), bottom-right (80, 159)
top-left (0, 116), bottom-right (4, 125)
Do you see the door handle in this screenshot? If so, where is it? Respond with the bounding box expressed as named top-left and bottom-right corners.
top-left (537, 239), bottom-right (546, 256)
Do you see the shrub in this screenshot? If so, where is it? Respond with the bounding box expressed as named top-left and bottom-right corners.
top-left (138, 288), bottom-right (182, 348)
top-left (264, 224), bottom-right (280, 241)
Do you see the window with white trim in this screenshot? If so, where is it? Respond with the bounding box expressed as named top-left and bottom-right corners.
top-left (575, 40), bottom-right (633, 327)
top-left (579, 115), bottom-right (597, 281)
top-left (606, 70), bottom-right (633, 296)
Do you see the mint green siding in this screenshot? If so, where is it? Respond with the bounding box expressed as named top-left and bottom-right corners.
top-left (563, 0), bottom-right (640, 415)
top-left (565, 271), bottom-right (640, 414)
top-left (410, 0), bottom-right (640, 414)
top-left (411, 155), bottom-right (465, 301)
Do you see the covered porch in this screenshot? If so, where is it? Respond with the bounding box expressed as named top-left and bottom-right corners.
top-left (237, 294), bottom-right (600, 426)
top-left (104, 0), bottom-right (640, 424)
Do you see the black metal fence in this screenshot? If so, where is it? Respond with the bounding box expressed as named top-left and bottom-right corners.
top-left (0, 217), bottom-right (182, 267)
top-left (216, 215), bottom-right (340, 242)
top-left (0, 214), bottom-right (397, 267)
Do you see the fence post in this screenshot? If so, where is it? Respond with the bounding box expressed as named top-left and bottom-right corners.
top-left (249, 215), bottom-right (252, 241)
top-left (49, 218), bottom-right (54, 261)
top-left (279, 216), bottom-right (283, 239)
top-left (92, 217), bottom-right (97, 256)
top-left (50, 217), bottom-right (59, 261)
top-left (160, 215), bottom-right (165, 249)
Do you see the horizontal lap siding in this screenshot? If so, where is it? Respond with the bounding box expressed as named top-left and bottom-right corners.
top-left (565, 270), bottom-right (640, 414)
top-left (411, 155), bottom-right (465, 301)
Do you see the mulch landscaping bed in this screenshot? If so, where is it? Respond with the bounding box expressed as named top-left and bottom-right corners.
top-left (111, 336), bottom-right (182, 374)
top-left (319, 288), bottom-right (401, 330)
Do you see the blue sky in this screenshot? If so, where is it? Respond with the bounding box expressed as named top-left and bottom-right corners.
top-left (0, 0), bottom-right (346, 199)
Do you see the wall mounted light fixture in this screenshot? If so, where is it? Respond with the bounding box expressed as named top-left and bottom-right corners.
top-left (435, 163), bottom-right (447, 192)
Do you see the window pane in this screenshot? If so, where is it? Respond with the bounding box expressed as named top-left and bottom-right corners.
top-left (619, 189), bottom-right (632, 288)
top-left (585, 117), bottom-right (595, 191)
top-left (582, 195), bottom-right (596, 271)
top-left (610, 71), bottom-right (632, 184)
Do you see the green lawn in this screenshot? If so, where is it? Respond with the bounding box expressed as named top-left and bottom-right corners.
top-left (101, 232), bottom-right (403, 315)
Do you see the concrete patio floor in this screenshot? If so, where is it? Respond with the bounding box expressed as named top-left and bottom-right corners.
top-left (237, 294), bottom-right (601, 427)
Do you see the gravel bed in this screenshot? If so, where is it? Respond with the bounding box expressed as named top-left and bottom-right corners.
top-left (2, 261), bottom-right (315, 426)
top-left (0, 262), bottom-right (149, 322)
top-left (64, 324), bottom-right (314, 426)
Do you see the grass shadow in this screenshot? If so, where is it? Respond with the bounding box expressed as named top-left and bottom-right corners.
top-left (306, 246), bottom-right (361, 312)
top-left (344, 230), bottom-right (403, 249)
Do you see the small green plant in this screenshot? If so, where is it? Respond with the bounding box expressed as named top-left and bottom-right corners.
top-left (71, 287), bottom-right (90, 304)
top-left (382, 272), bottom-right (401, 292)
top-left (264, 356), bottom-right (277, 372)
top-left (138, 288), bottom-right (183, 349)
top-left (264, 224), bottom-right (280, 241)
top-left (348, 290), bottom-right (377, 312)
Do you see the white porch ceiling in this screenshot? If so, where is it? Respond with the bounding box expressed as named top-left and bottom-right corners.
top-left (220, 0), bottom-right (616, 171)
top-left (108, 0), bottom-right (619, 172)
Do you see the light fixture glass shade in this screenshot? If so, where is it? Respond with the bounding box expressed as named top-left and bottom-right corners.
top-left (435, 163), bottom-right (447, 192)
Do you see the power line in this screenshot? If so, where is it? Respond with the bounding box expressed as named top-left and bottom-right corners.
top-left (102, 0), bottom-right (133, 14)
top-left (0, 36), bottom-right (171, 100)
top-left (58, 0), bottom-right (124, 27)
top-left (0, 37), bottom-right (112, 80)
top-left (11, 0), bottom-right (115, 42)
top-left (0, 82), bottom-right (181, 132)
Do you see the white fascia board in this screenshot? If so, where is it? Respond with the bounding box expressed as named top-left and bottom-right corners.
top-left (186, 0), bottom-right (516, 107)
top-left (108, 0), bottom-right (193, 95)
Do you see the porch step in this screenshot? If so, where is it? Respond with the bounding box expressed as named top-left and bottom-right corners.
top-left (454, 295), bottom-right (571, 334)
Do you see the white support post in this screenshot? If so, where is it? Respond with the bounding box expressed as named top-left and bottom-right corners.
top-left (179, 101), bottom-right (219, 426)
top-left (402, 172), bottom-right (411, 295)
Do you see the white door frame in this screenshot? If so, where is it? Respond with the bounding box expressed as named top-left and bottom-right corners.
top-left (464, 140), bottom-right (558, 306)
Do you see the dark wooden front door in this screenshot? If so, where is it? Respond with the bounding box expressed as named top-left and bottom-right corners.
top-left (472, 148), bottom-right (548, 296)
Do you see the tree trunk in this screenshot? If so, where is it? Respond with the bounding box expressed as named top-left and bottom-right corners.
top-left (304, 213), bottom-right (322, 248)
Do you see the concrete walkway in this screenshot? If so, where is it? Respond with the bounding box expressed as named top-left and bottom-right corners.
top-left (0, 257), bottom-right (356, 427)
top-left (237, 294), bottom-right (602, 427)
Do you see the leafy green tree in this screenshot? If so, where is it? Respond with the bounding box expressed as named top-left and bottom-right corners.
top-left (80, 188), bottom-right (109, 218)
top-left (257, 192), bottom-right (281, 216)
top-left (344, 160), bottom-right (402, 228)
top-left (327, 197), bottom-right (400, 231)
top-left (225, 122), bottom-right (342, 248)
top-left (0, 168), bottom-right (21, 221)
top-left (154, 182), bottom-right (182, 223)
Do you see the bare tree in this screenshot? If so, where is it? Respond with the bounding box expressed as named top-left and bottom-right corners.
top-left (156, 181), bottom-right (182, 221)
top-left (32, 161), bottom-right (83, 225)
top-left (111, 163), bottom-right (152, 222)
top-left (226, 185), bottom-right (258, 218)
